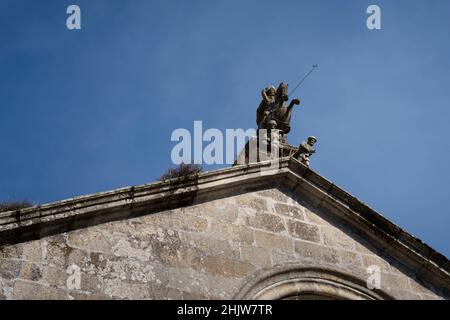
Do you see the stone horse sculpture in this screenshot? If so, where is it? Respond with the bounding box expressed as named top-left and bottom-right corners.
top-left (256, 82), bottom-right (300, 137)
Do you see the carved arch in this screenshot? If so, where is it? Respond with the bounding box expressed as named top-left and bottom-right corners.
top-left (234, 264), bottom-right (394, 300)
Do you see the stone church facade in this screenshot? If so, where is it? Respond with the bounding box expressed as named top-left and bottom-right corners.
top-left (0, 158), bottom-right (449, 299)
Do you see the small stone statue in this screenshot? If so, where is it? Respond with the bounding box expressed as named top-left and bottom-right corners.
top-left (294, 136), bottom-right (317, 166)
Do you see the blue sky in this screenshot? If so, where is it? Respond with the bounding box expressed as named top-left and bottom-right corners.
top-left (1, 0), bottom-right (449, 257)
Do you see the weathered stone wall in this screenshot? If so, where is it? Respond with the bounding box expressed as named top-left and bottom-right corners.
top-left (0, 188), bottom-right (445, 299)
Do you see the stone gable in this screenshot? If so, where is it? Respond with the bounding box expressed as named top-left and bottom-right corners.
top-left (0, 187), bottom-right (446, 300)
top-left (0, 158), bottom-right (448, 300)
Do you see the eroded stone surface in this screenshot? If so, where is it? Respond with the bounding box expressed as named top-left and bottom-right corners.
top-left (0, 188), bottom-right (446, 300)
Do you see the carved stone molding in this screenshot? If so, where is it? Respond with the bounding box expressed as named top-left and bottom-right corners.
top-left (234, 264), bottom-right (394, 300)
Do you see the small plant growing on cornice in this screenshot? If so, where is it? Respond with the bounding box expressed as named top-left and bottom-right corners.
top-left (159, 163), bottom-right (202, 181)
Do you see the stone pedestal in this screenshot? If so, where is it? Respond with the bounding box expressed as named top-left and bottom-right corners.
top-left (234, 136), bottom-right (298, 165)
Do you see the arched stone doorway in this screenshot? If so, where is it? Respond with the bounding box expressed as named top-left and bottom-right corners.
top-left (234, 264), bottom-right (393, 300)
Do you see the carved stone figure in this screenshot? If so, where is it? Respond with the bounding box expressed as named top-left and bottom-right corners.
top-left (256, 86), bottom-right (277, 129)
top-left (256, 83), bottom-right (300, 137)
top-left (294, 136), bottom-right (317, 166)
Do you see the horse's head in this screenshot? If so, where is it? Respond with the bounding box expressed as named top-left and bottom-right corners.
top-left (276, 83), bottom-right (289, 102)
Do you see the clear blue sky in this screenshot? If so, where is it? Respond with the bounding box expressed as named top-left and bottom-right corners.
top-left (1, 1), bottom-right (449, 257)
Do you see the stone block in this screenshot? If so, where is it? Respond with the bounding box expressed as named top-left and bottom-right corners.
top-left (419, 293), bottom-right (443, 300)
top-left (103, 278), bottom-right (148, 299)
top-left (387, 288), bottom-right (421, 300)
top-left (180, 232), bottom-right (239, 258)
top-left (0, 245), bottom-right (23, 260)
top-left (80, 272), bottom-right (104, 294)
top-left (353, 235), bottom-right (379, 255)
top-left (201, 199), bottom-right (239, 223)
top-left (294, 241), bottom-right (339, 264)
top-left (165, 266), bottom-right (240, 299)
top-left (0, 258), bottom-right (21, 280)
top-left (338, 250), bottom-right (362, 267)
top-left (235, 196), bottom-right (268, 213)
top-left (257, 189), bottom-right (292, 203)
top-left (66, 247), bottom-right (91, 270)
top-left (69, 291), bottom-right (111, 300)
top-left (180, 290), bottom-right (210, 300)
top-left (271, 251), bottom-right (302, 265)
top-left (19, 261), bottom-right (42, 282)
top-left (246, 213), bottom-right (286, 233)
top-left (143, 211), bottom-right (208, 233)
top-left (146, 283), bottom-right (183, 300)
top-left (21, 241), bottom-right (43, 263)
top-left (102, 259), bottom-right (168, 288)
top-left (304, 209), bottom-right (330, 226)
top-left (362, 254), bottom-right (391, 273)
top-left (273, 203), bottom-right (305, 220)
top-left (111, 238), bottom-right (152, 262)
top-left (0, 277), bottom-right (13, 300)
top-left (286, 220), bottom-right (320, 243)
top-left (123, 227), bottom-right (203, 270)
top-left (210, 221), bottom-right (254, 244)
top-left (381, 273), bottom-right (411, 291)
top-left (408, 278), bottom-right (437, 296)
top-left (41, 265), bottom-right (68, 288)
top-left (13, 280), bottom-right (67, 299)
top-left (254, 230), bottom-right (293, 253)
top-left (240, 245), bottom-right (271, 267)
top-left (0, 242), bottom-right (41, 263)
top-left (322, 226), bottom-right (355, 250)
top-left (202, 255), bottom-right (255, 277)
top-left (67, 228), bottom-right (115, 255)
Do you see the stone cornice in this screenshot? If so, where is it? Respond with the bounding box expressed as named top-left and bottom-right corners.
top-left (0, 160), bottom-right (288, 244)
top-left (0, 158), bottom-right (448, 293)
